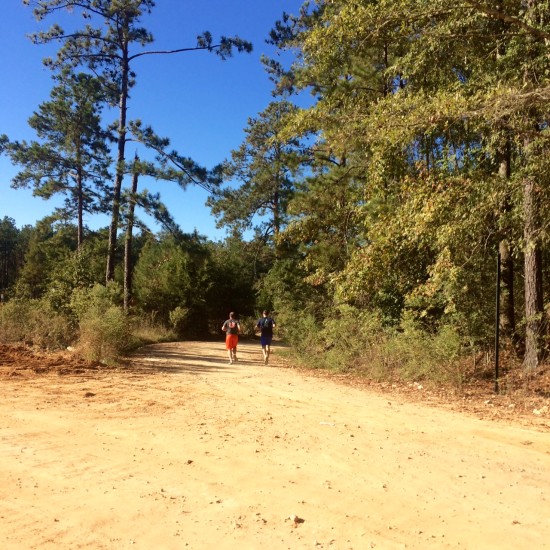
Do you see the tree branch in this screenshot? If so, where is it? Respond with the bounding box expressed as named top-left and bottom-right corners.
top-left (130, 44), bottom-right (222, 60)
top-left (463, 0), bottom-right (550, 41)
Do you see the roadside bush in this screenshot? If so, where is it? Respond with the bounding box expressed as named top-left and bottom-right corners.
top-left (383, 315), bottom-right (464, 387)
top-left (69, 283), bottom-right (128, 363)
top-left (353, 328), bottom-right (395, 382)
top-left (275, 307), bottom-right (323, 367)
top-left (0, 299), bottom-right (33, 343)
top-left (319, 306), bottom-right (385, 372)
top-left (78, 305), bottom-right (129, 364)
top-left (0, 298), bottom-right (74, 349)
top-left (169, 306), bottom-right (190, 336)
top-left (2, 278), bottom-right (182, 362)
top-left (73, 284), bottom-right (178, 362)
top-left (69, 282), bottom-right (123, 320)
top-left (131, 313), bottom-right (177, 348)
top-left (284, 305), bottom-right (468, 389)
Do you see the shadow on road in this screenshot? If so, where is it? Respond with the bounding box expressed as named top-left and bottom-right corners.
top-left (123, 341), bottom-right (269, 375)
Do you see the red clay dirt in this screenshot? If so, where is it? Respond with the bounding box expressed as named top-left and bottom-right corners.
top-left (1, 340), bottom-right (549, 549)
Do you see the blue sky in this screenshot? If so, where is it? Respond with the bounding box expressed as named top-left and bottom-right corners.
top-left (0, 1), bottom-right (306, 241)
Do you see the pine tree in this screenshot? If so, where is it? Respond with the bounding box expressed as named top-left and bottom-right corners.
top-left (26, 0), bottom-right (252, 282)
top-left (208, 101), bottom-right (309, 252)
top-left (7, 71), bottom-right (111, 248)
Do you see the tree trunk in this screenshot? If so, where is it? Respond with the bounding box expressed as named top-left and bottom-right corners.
top-left (76, 165), bottom-right (84, 250)
top-left (106, 34), bottom-right (130, 283)
top-left (523, 173), bottom-right (542, 369)
top-left (124, 166), bottom-right (139, 311)
top-left (497, 140), bottom-right (517, 348)
top-left (521, 2), bottom-right (545, 369)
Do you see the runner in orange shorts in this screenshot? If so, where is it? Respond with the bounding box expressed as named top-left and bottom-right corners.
top-left (221, 312), bottom-right (241, 364)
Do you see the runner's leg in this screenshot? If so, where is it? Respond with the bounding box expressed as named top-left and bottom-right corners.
top-left (264, 337), bottom-right (273, 364)
top-left (260, 336), bottom-right (268, 363)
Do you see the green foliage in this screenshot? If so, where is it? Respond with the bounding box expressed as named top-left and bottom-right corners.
top-left (204, 234), bottom-right (268, 323)
top-left (14, 217), bottom-right (80, 299)
top-left (208, 100), bottom-right (309, 245)
top-left (274, 306), bottom-right (321, 361)
top-left (69, 282), bottom-right (124, 321)
top-left (258, 256), bottom-right (328, 320)
top-left (318, 306), bottom-right (386, 372)
top-left (7, 71), bottom-right (112, 242)
top-left (0, 217), bottom-right (29, 293)
top-left (259, 0), bottom-right (550, 372)
top-left (48, 241), bottom-right (108, 311)
top-left (379, 316), bottom-right (466, 388)
top-left (132, 234), bottom-right (209, 333)
top-left (168, 306), bottom-right (190, 336)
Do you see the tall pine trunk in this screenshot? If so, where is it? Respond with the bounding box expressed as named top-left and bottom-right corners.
top-left (497, 140), bottom-right (517, 349)
top-left (523, 171), bottom-right (543, 369)
top-left (124, 165), bottom-right (139, 311)
top-left (495, 27), bottom-right (517, 352)
top-left (522, 1), bottom-right (545, 369)
top-left (106, 28), bottom-right (130, 283)
top-left (76, 165), bottom-right (84, 249)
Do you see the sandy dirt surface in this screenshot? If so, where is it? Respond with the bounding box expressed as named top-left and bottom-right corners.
top-left (1, 340), bottom-right (550, 549)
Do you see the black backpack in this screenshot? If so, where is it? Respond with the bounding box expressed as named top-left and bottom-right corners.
top-left (260, 318), bottom-right (273, 330)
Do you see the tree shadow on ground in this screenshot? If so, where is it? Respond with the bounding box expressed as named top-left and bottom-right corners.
top-left (122, 341), bottom-right (264, 375)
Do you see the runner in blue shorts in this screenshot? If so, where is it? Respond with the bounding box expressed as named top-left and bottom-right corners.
top-left (256, 310), bottom-right (276, 365)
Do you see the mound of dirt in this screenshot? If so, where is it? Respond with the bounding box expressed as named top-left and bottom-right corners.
top-left (0, 343), bottom-right (104, 378)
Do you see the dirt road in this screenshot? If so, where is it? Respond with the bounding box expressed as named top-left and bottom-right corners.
top-left (1, 340), bottom-right (549, 549)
